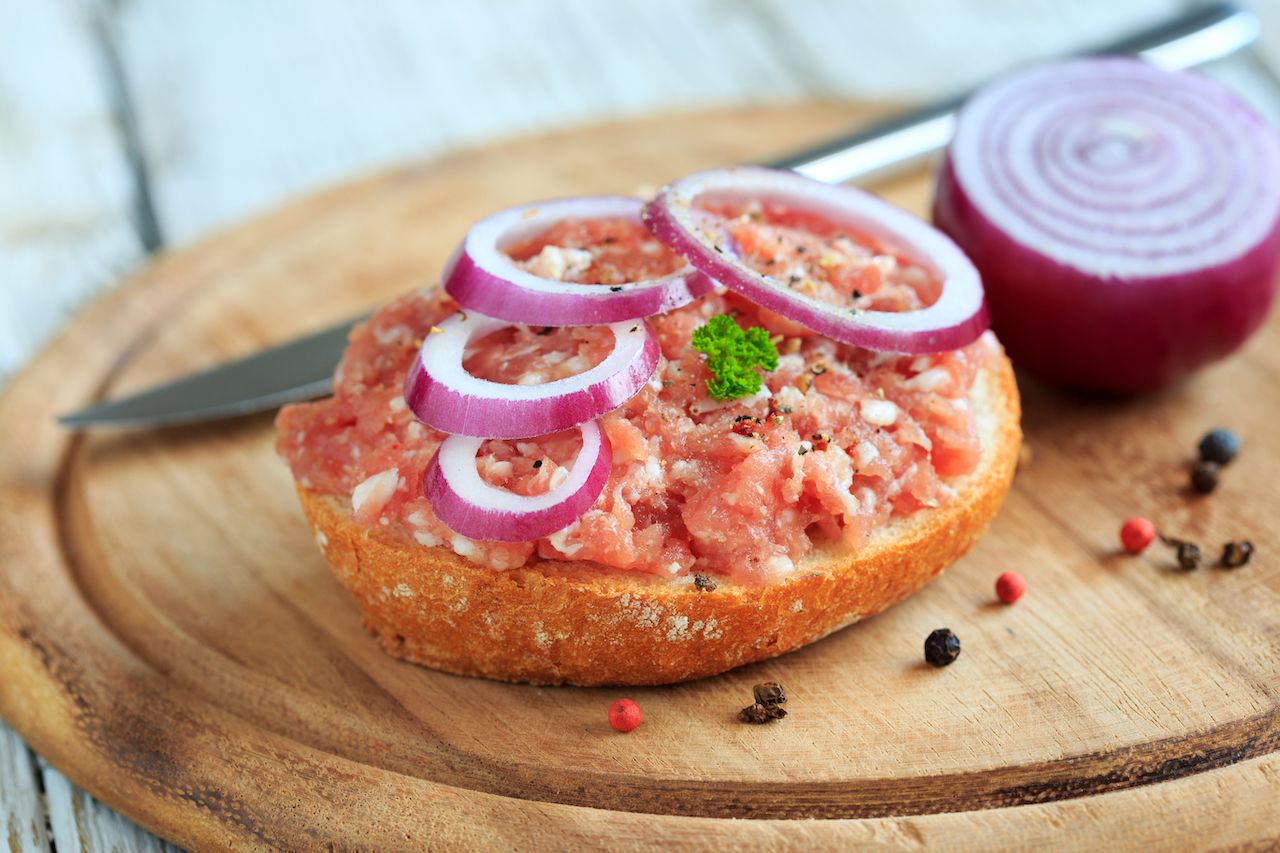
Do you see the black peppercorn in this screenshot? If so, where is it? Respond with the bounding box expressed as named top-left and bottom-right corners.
top-left (1219, 541), bottom-right (1254, 569)
top-left (1176, 541), bottom-right (1202, 570)
top-left (1190, 460), bottom-right (1220, 494)
top-left (738, 703), bottom-right (786, 724)
top-left (1159, 534), bottom-right (1202, 570)
top-left (693, 573), bottom-right (717, 592)
top-left (924, 628), bottom-right (960, 667)
top-left (753, 682), bottom-right (786, 707)
top-left (1197, 428), bottom-right (1241, 465)
top-left (738, 681), bottom-right (787, 724)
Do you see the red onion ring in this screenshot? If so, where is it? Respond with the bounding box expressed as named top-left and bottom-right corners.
top-left (424, 420), bottom-right (611, 542)
top-left (403, 310), bottom-right (659, 439)
top-left (444, 196), bottom-right (715, 325)
top-left (934, 58), bottom-right (1280, 392)
top-left (641, 167), bottom-right (988, 354)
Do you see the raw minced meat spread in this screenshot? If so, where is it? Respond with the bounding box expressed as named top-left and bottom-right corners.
top-left (277, 206), bottom-right (993, 583)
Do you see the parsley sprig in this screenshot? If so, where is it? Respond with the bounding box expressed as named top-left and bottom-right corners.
top-left (691, 314), bottom-right (779, 401)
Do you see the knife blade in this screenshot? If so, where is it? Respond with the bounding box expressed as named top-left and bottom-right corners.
top-left (57, 318), bottom-right (362, 428)
top-left (59, 2), bottom-right (1258, 429)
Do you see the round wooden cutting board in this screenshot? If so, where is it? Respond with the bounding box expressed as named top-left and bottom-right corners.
top-left (1, 103), bottom-right (1277, 851)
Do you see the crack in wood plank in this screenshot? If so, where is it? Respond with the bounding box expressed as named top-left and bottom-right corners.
top-left (79, 0), bottom-right (164, 253)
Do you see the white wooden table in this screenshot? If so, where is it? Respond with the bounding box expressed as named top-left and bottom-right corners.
top-left (3, 1), bottom-right (1279, 848)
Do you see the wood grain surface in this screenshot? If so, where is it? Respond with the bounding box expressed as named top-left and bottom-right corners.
top-left (1, 102), bottom-right (1278, 850)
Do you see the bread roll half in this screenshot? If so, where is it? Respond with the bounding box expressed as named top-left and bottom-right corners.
top-left (293, 345), bottom-right (1020, 685)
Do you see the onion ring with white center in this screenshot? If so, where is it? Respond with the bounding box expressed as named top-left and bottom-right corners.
top-left (403, 310), bottom-right (659, 439)
top-left (444, 196), bottom-right (715, 325)
top-left (642, 166), bottom-right (989, 354)
top-left (424, 420), bottom-right (611, 542)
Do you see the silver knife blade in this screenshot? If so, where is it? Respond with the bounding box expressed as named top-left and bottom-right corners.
top-left (59, 2), bottom-right (1257, 429)
top-left (57, 318), bottom-right (362, 428)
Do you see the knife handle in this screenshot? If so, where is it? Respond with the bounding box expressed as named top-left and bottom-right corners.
top-left (768, 2), bottom-right (1259, 185)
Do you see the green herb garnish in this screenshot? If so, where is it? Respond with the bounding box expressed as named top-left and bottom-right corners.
top-left (691, 314), bottom-right (779, 401)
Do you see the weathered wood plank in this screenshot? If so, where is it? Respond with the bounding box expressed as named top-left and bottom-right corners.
top-left (0, 725), bottom-right (49, 853)
top-left (0, 0), bottom-right (143, 382)
top-left (1253, 0), bottom-right (1280, 72)
top-left (742, 0), bottom-right (1185, 95)
top-left (39, 759), bottom-right (181, 853)
top-left (0, 2), bottom-right (173, 850)
top-left (112, 0), bottom-right (1255, 246)
top-left (762, 0), bottom-right (1280, 122)
top-left (109, 0), bottom-right (814, 243)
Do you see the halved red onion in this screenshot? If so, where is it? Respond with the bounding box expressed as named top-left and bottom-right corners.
top-left (444, 196), bottom-right (715, 325)
top-left (642, 167), bottom-right (988, 354)
top-left (424, 420), bottom-right (611, 542)
top-left (403, 310), bottom-right (658, 439)
top-left (934, 58), bottom-right (1280, 393)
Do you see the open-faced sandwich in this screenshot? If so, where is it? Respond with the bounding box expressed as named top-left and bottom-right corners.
top-left (276, 167), bottom-right (1021, 685)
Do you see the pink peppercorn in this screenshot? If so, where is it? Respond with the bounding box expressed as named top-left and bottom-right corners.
top-left (995, 571), bottom-right (1026, 604)
top-left (1121, 517), bottom-right (1157, 554)
top-left (608, 698), bottom-right (643, 733)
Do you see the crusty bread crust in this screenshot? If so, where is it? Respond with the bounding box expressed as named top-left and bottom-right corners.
top-left (295, 339), bottom-right (1021, 685)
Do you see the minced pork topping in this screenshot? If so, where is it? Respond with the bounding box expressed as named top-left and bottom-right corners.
top-left (277, 206), bottom-right (993, 583)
